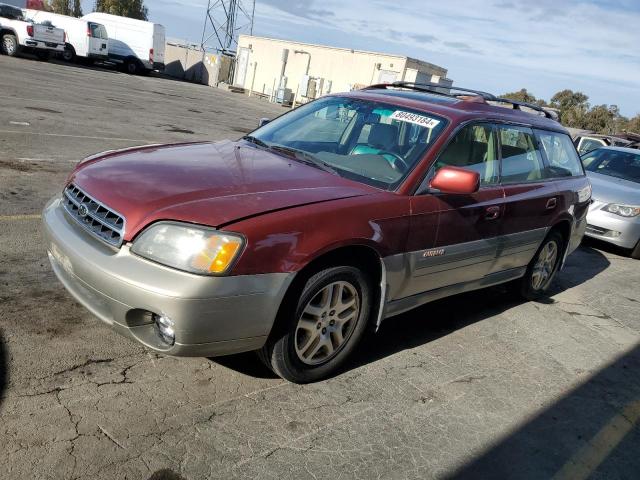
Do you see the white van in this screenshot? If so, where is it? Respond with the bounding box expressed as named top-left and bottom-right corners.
top-left (82, 12), bottom-right (165, 74)
top-left (25, 10), bottom-right (108, 62)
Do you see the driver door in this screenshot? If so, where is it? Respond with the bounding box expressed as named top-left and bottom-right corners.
top-left (402, 123), bottom-right (506, 298)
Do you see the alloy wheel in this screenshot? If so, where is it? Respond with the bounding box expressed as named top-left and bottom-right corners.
top-left (3, 36), bottom-right (16, 56)
top-left (531, 240), bottom-right (558, 290)
top-left (294, 281), bottom-right (360, 365)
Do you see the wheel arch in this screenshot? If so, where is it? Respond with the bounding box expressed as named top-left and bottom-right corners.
top-left (549, 218), bottom-right (573, 267)
top-left (270, 243), bottom-right (386, 341)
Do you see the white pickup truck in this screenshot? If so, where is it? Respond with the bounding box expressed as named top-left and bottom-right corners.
top-left (0, 3), bottom-right (65, 59)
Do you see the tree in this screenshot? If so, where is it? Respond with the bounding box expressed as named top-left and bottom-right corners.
top-left (46, 0), bottom-right (82, 16)
top-left (500, 88), bottom-right (546, 106)
top-left (549, 89), bottom-right (590, 127)
top-left (94, 0), bottom-right (148, 20)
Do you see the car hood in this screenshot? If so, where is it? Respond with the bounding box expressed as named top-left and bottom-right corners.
top-left (587, 172), bottom-right (640, 205)
top-left (69, 140), bottom-right (376, 241)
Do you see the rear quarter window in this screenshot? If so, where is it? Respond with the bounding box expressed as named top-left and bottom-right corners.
top-left (536, 130), bottom-right (584, 177)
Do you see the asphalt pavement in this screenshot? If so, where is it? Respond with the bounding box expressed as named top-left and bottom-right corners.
top-left (1, 56), bottom-right (639, 480)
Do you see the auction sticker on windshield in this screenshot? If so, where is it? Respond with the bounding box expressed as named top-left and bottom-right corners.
top-left (390, 111), bottom-right (441, 129)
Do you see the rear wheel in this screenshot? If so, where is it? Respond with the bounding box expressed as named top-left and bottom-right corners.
top-left (1, 33), bottom-right (19, 57)
top-left (630, 240), bottom-right (640, 260)
top-left (259, 266), bottom-right (372, 383)
top-left (61, 45), bottom-right (76, 62)
top-left (124, 58), bottom-right (141, 75)
top-left (518, 230), bottom-right (564, 300)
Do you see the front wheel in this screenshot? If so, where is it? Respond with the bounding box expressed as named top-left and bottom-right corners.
top-left (630, 239), bottom-right (640, 260)
top-left (259, 266), bottom-right (372, 383)
top-left (1, 33), bottom-right (19, 57)
top-left (518, 230), bottom-right (564, 300)
top-left (61, 45), bottom-right (76, 62)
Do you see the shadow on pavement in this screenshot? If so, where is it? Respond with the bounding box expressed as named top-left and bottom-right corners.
top-left (448, 342), bottom-right (640, 479)
top-left (0, 329), bottom-right (7, 408)
top-left (210, 351), bottom-right (278, 379)
top-left (348, 245), bottom-right (610, 373)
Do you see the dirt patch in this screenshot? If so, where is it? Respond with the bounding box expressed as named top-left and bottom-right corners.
top-left (0, 159), bottom-right (57, 173)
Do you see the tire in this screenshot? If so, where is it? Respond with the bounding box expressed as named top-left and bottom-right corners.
top-left (630, 240), bottom-right (640, 260)
top-left (124, 58), bottom-right (140, 75)
top-left (1, 33), bottom-right (19, 57)
top-left (61, 45), bottom-right (76, 62)
top-left (518, 230), bottom-right (564, 300)
top-left (259, 266), bottom-right (373, 383)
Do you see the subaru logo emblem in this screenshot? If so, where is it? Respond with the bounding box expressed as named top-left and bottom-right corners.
top-left (78, 205), bottom-right (89, 217)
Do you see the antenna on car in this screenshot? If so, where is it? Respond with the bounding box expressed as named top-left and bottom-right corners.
top-left (364, 82), bottom-right (558, 120)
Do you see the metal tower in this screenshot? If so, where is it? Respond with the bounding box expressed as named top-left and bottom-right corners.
top-left (200, 0), bottom-right (255, 54)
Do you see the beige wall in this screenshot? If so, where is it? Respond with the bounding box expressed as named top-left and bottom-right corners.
top-left (164, 43), bottom-right (233, 86)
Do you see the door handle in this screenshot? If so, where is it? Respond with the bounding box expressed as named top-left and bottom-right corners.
top-left (546, 198), bottom-right (557, 210)
top-left (485, 206), bottom-right (501, 220)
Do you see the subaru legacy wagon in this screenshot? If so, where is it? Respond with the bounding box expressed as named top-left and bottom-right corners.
top-left (43, 82), bottom-right (591, 382)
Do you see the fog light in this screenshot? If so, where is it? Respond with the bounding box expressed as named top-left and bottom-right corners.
top-left (153, 314), bottom-right (175, 346)
top-left (603, 230), bottom-right (622, 238)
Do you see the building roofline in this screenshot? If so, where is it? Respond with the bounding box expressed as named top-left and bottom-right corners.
top-left (238, 34), bottom-right (447, 72)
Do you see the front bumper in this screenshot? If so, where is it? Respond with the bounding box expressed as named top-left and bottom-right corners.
top-left (42, 197), bottom-right (294, 356)
top-left (585, 201), bottom-right (640, 249)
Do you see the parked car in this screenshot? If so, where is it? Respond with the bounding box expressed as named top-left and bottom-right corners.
top-left (574, 133), bottom-right (635, 156)
top-left (24, 9), bottom-right (109, 63)
top-left (81, 11), bottom-right (164, 74)
top-left (0, 2), bottom-right (64, 59)
top-left (582, 147), bottom-right (640, 258)
top-left (43, 82), bottom-right (591, 382)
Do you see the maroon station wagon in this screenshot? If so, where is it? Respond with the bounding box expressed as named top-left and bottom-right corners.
top-left (43, 82), bottom-right (592, 383)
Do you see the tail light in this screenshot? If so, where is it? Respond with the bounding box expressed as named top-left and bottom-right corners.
top-left (64, 31), bottom-right (67, 42)
top-left (87, 26), bottom-right (92, 37)
top-left (149, 48), bottom-right (154, 62)
top-left (27, 25), bottom-right (34, 37)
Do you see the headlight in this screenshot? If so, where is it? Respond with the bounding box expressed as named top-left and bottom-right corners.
top-left (602, 204), bottom-right (640, 218)
top-left (131, 222), bottom-right (244, 275)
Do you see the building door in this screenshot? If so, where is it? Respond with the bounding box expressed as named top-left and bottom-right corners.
top-left (378, 70), bottom-right (398, 84)
top-left (234, 47), bottom-right (250, 87)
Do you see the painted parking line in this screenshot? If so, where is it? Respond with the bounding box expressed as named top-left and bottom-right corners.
top-left (553, 398), bottom-right (640, 480)
top-left (0, 214), bottom-right (42, 221)
top-left (0, 130), bottom-right (146, 142)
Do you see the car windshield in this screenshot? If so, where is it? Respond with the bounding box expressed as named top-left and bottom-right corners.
top-left (582, 148), bottom-right (640, 184)
top-left (247, 96), bottom-right (448, 190)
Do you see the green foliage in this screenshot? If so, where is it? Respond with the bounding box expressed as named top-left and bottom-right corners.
top-left (46, 0), bottom-right (82, 16)
top-left (94, 0), bottom-right (148, 20)
top-left (501, 87), bottom-right (639, 135)
top-left (500, 88), bottom-right (547, 106)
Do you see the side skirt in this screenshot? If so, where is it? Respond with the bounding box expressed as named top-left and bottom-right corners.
top-left (383, 266), bottom-right (526, 319)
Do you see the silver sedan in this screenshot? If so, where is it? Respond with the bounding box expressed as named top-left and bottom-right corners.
top-left (582, 147), bottom-right (640, 259)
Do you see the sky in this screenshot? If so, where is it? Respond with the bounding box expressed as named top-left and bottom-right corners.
top-left (82, 0), bottom-right (640, 117)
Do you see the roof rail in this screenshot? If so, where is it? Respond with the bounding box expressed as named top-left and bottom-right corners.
top-left (364, 81), bottom-right (497, 101)
top-left (492, 98), bottom-right (557, 120)
top-left (363, 82), bottom-right (559, 120)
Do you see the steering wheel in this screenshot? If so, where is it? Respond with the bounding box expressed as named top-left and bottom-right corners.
top-left (379, 151), bottom-right (410, 173)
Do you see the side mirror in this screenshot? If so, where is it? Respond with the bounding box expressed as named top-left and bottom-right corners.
top-left (430, 166), bottom-right (480, 194)
top-left (258, 118), bottom-right (270, 127)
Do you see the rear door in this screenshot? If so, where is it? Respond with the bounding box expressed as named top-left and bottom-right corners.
top-left (403, 122), bottom-right (505, 298)
top-left (152, 24), bottom-right (165, 65)
top-left (493, 124), bottom-right (556, 273)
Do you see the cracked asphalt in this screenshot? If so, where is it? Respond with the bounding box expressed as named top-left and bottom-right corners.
top-left (1, 56), bottom-right (640, 480)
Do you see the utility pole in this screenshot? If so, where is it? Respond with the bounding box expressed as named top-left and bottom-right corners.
top-left (200, 0), bottom-right (255, 54)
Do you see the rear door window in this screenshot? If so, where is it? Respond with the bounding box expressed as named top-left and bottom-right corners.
top-left (578, 137), bottom-right (605, 155)
top-left (536, 130), bottom-right (584, 177)
top-left (434, 123), bottom-right (499, 186)
top-left (498, 125), bottom-right (545, 183)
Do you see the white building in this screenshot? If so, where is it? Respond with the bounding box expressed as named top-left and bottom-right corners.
top-left (234, 35), bottom-right (453, 104)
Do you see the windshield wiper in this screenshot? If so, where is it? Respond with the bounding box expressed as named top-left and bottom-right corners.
top-left (268, 145), bottom-right (339, 175)
top-left (241, 135), bottom-right (270, 148)
top-left (241, 137), bottom-right (339, 175)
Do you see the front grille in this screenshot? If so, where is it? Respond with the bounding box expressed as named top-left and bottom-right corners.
top-left (62, 184), bottom-right (125, 247)
top-left (586, 224), bottom-right (608, 236)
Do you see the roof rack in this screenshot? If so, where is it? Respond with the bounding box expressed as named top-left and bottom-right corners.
top-left (363, 81), bottom-right (558, 120)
